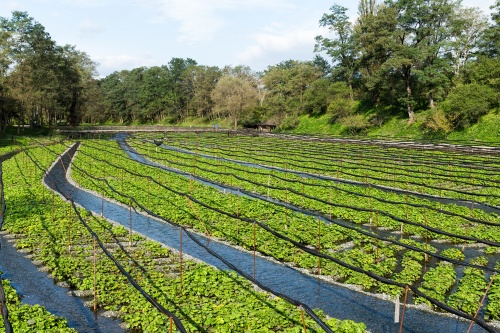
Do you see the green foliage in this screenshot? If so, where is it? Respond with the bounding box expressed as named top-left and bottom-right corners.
top-left (415, 262), bottom-right (456, 308)
top-left (441, 83), bottom-right (497, 128)
top-left (448, 266), bottom-right (487, 315)
top-left (440, 248), bottom-right (465, 261)
top-left (420, 108), bottom-right (454, 137)
top-left (337, 114), bottom-right (370, 134)
top-left (277, 116), bottom-right (300, 131)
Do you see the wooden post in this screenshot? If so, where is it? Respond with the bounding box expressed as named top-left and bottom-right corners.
top-left (101, 184), bottom-right (104, 217)
top-left (190, 175), bottom-right (193, 196)
top-left (51, 181), bottom-right (55, 222)
top-left (424, 209), bottom-right (428, 262)
top-left (285, 190), bottom-right (289, 227)
top-left (302, 181), bottom-right (305, 204)
top-left (466, 273), bottom-right (496, 333)
top-left (299, 305), bottom-right (307, 333)
top-left (398, 285), bottom-right (409, 333)
top-left (439, 185), bottom-right (442, 211)
top-left (267, 174), bottom-right (270, 198)
top-left (329, 187), bottom-right (333, 219)
top-left (375, 211), bottom-right (379, 262)
top-left (253, 221), bottom-right (257, 279)
top-left (317, 216), bottom-right (321, 275)
top-left (405, 182), bottom-right (409, 220)
top-left (93, 236), bottom-right (98, 312)
top-left (129, 199), bottom-right (133, 247)
top-left (179, 226), bottom-right (183, 294)
top-left (68, 203), bottom-right (72, 253)
top-left (464, 201), bottom-right (474, 251)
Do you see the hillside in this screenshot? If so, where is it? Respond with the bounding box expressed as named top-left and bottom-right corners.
top-left (285, 109), bottom-right (500, 144)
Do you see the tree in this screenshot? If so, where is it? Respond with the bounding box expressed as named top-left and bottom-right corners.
top-left (1, 11), bottom-right (54, 131)
top-left (182, 65), bottom-right (221, 118)
top-left (211, 75), bottom-right (257, 130)
top-left (480, 0), bottom-right (500, 57)
top-left (0, 27), bottom-right (12, 132)
top-left (261, 60), bottom-right (321, 122)
top-left (354, 2), bottom-right (398, 107)
top-left (168, 57), bottom-right (197, 119)
top-left (380, 0), bottom-right (460, 121)
top-left (448, 7), bottom-right (488, 76)
top-left (0, 11), bottom-right (97, 128)
top-left (315, 5), bottom-right (359, 100)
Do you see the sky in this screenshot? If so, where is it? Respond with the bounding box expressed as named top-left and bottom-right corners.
top-left (1, 0), bottom-right (496, 77)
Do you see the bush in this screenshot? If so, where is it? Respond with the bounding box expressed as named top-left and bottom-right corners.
top-left (338, 114), bottom-right (370, 134)
top-left (277, 115), bottom-right (299, 131)
top-left (328, 97), bottom-right (357, 121)
top-left (420, 108), bottom-right (454, 136)
top-left (442, 83), bottom-right (497, 128)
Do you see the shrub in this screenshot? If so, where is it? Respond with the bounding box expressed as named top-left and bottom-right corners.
top-left (420, 108), bottom-right (454, 135)
top-left (328, 97), bottom-right (357, 121)
top-left (442, 83), bottom-right (497, 128)
top-left (338, 114), bottom-right (370, 134)
top-left (277, 115), bottom-right (299, 131)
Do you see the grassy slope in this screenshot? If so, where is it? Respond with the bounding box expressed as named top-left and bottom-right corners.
top-left (287, 109), bottom-right (500, 143)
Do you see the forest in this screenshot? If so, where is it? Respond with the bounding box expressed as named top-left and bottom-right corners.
top-left (0, 0), bottom-right (499, 135)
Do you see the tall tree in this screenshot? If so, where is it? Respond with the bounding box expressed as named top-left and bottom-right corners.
top-left (480, 0), bottom-right (500, 57)
top-left (1, 11), bottom-right (55, 131)
top-left (448, 7), bottom-right (488, 76)
top-left (262, 60), bottom-right (321, 121)
top-left (383, 0), bottom-right (460, 121)
top-left (168, 57), bottom-right (197, 119)
top-left (315, 4), bottom-right (359, 99)
top-left (354, 2), bottom-right (397, 107)
top-left (211, 75), bottom-right (257, 130)
top-left (182, 65), bottom-right (221, 118)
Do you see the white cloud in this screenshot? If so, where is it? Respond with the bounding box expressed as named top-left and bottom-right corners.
top-left (95, 54), bottom-right (157, 76)
top-left (4, 1), bottom-right (22, 11)
top-left (236, 24), bottom-right (327, 65)
top-left (462, 0), bottom-right (495, 16)
top-left (55, 0), bottom-right (120, 7)
top-left (79, 19), bottom-right (104, 36)
top-left (142, 0), bottom-right (294, 44)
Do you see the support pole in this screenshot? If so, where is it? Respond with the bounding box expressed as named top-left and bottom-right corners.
top-left (129, 199), bottom-right (133, 247)
top-left (317, 216), bottom-right (321, 275)
top-left (299, 305), bottom-right (307, 333)
top-left (398, 285), bottom-right (409, 333)
top-left (93, 236), bottom-right (98, 312)
top-left (179, 227), bottom-right (183, 294)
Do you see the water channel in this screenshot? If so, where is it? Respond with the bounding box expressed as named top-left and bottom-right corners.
top-left (138, 137), bottom-right (500, 217)
top-left (41, 141), bottom-right (497, 332)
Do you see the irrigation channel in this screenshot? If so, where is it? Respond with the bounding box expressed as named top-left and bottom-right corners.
top-left (0, 157), bottom-right (124, 333)
top-left (44, 138), bottom-right (497, 333)
top-left (0, 233), bottom-right (124, 333)
top-left (137, 136), bottom-right (500, 217)
top-left (117, 136), bottom-right (500, 268)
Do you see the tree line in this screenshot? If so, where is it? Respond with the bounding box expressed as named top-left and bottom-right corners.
top-left (1, 1), bottom-right (499, 134)
top-left (0, 11), bottom-right (97, 133)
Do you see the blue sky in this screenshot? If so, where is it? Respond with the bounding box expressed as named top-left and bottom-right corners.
top-left (1, 0), bottom-right (495, 77)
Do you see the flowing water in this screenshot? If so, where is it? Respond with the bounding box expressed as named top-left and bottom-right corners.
top-left (41, 142), bottom-right (496, 333)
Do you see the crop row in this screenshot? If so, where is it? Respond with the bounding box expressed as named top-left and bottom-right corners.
top-left (3, 142), bottom-right (366, 332)
top-left (69, 138), bottom-right (498, 327)
top-left (125, 138), bottom-right (500, 245)
top-left (137, 133), bottom-right (500, 206)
